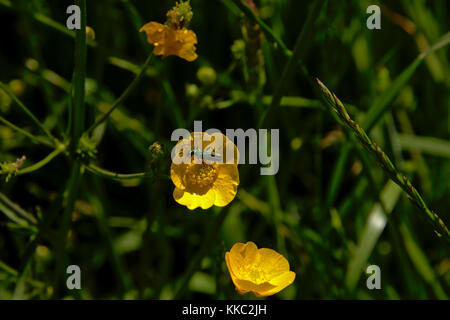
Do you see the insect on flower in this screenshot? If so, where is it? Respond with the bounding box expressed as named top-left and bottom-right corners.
top-left (189, 148), bottom-right (223, 163)
top-left (171, 132), bottom-right (239, 210)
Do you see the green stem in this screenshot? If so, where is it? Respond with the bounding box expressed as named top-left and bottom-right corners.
top-left (229, 0), bottom-right (292, 57)
top-left (53, 162), bottom-right (84, 297)
top-left (0, 259), bottom-right (44, 289)
top-left (161, 77), bottom-right (184, 128)
top-left (267, 175), bottom-right (286, 255)
top-left (173, 208), bottom-right (228, 299)
top-left (86, 53), bottom-right (153, 134)
top-left (317, 79), bottom-right (450, 242)
top-left (258, 0), bottom-right (323, 128)
top-left (52, 0), bottom-right (87, 297)
top-left (326, 143), bottom-right (352, 207)
top-left (0, 0), bottom-right (70, 37)
top-left (321, 32), bottom-right (450, 209)
top-left (0, 81), bottom-right (56, 142)
top-left (71, 20), bottom-right (87, 146)
top-left (85, 163), bottom-right (157, 182)
top-left (0, 0), bottom-right (157, 81)
top-left (17, 147), bottom-right (65, 175)
top-left (0, 115), bottom-right (54, 147)
top-left (0, 192), bottom-right (37, 225)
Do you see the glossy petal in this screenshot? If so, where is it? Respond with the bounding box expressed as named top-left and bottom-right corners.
top-left (174, 29), bottom-right (198, 62)
top-left (228, 242), bottom-right (259, 277)
top-left (170, 162), bottom-right (187, 190)
top-left (257, 248), bottom-right (291, 279)
top-left (140, 22), bottom-right (198, 62)
top-left (213, 165), bottom-right (239, 207)
top-left (173, 187), bottom-right (215, 210)
top-left (170, 132), bottom-right (239, 210)
top-left (255, 272), bottom-right (296, 297)
top-left (208, 132), bottom-right (240, 165)
top-left (140, 22), bottom-right (166, 46)
top-left (234, 279), bottom-right (277, 295)
top-left (225, 242), bottom-right (295, 297)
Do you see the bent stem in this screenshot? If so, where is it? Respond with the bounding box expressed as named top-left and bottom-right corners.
top-left (317, 78), bottom-right (450, 243)
top-left (0, 115), bottom-right (55, 147)
top-left (17, 147), bottom-right (66, 176)
top-left (0, 81), bottom-right (57, 143)
top-left (85, 163), bottom-right (159, 182)
top-left (86, 53), bottom-right (153, 134)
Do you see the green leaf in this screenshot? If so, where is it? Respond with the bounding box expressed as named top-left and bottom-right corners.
top-left (398, 134), bottom-right (450, 158)
top-left (399, 222), bottom-right (447, 299)
top-left (362, 31), bottom-right (450, 132)
top-left (346, 181), bottom-right (402, 291)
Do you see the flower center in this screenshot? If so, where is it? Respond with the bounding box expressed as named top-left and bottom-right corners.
top-left (240, 264), bottom-right (268, 285)
top-left (184, 162), bottom-right (218, 195)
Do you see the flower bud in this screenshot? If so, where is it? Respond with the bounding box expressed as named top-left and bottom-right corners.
top-left (149, 142), bottom-right (164, 162)
top-left (9, 79), bottom-right (25, 96)
top-left (197, 66), bottom-right (217, 86)
top-left (231, 39), bottom-right (245, 60)
top-left (25, 58), bottom-right (39, 71)
top-left (166, 0), bottom-right (193, 29)
top-left (185, 83), bottom-right (199, 98)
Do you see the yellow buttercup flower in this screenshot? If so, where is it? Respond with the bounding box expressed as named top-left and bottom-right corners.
top-left (140, 1), bottom-right (198, 62)
top-left (225, 241), bottom-right (296, 297)
top-left (171, 132), bottom-right (239, 210)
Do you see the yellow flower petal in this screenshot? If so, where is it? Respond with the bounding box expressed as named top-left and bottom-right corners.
top-left (140, 22), bottom-right (166, 46)
top-left (175, 29), bottom-right (198, 62)
top-left (228, 241), bottom-right (259, 276)
top-left (225, 241), bottom-right (296, 297)
top-left (170, 132), bottom-right (240, 210)
top-left (225, 252), bottom-right (240, 287)
top-left (255, 272), bottom-right (296, 297)
top-left (170, 162), bottom-right (187, 190)
top-left (226, 251), bottom-right (276, 294)
top-left (173, 187), bottom-right (215, 210)
top-left (208, 132), bottom-right (240, 165)
top-left (140, 22), bottom-right (198, 62)
top-left (212, 165), bottom-right (239, 207)
top-left (269, 271), bottom-right (296, 287)
top-left (233, 279), bottom-right (277, 296)
top-left (257, 248), bottom-right (291, 279)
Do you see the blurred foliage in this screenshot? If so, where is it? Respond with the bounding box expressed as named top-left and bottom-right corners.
top-left (0, 0), bottom-right (449, 299)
